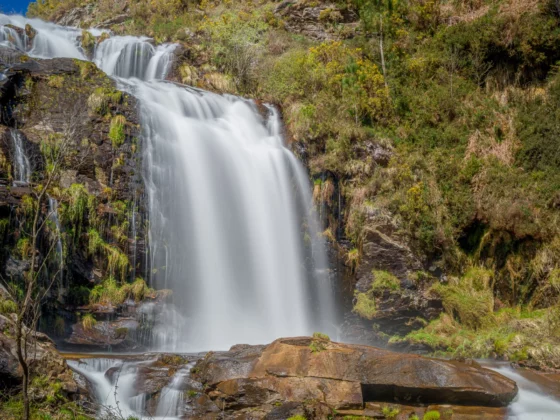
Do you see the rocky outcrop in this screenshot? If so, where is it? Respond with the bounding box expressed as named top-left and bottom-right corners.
top-left (0, 314), bottom-right (79, 397)
top-left (65, 337), bottom-right (519, 419)
top-left (192, 337), bottom-right (518, 417)
top-left (274, 1), bottom-right (360, 40)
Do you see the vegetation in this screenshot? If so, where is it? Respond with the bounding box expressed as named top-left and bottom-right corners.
top-left (371, 270), bottom-right (401, 292)
top-left (109, 115), bottom-right (127, 149)
top-left (381, 406), bottom-right (399, 419)
top-left (423, 411), bottom-right (440, 420)
top-left (81, 313), bottom-right (97, 330)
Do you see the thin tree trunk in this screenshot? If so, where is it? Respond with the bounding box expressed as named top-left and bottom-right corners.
top-left (379, 17), bottom-right (388, 90)
top-left (16, 190), bottom-right (43, 420)
top-left (556, 0), bottom-right (560, 18)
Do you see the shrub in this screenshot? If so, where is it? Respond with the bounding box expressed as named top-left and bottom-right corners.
top-left (81, 313), bottom-right (97, 330)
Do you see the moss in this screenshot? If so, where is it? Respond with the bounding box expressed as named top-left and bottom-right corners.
top-left (371, 270), bottom-right (401, 292)
top-left (423, 411), bottom-right (440, 420)
top-left (353, 292), bottom-right (377, 320)
top-left (47, 75), bottom-right (65, 88)
top-left (312, 332), bottom-right (330, 341)
top-left (381, 406), bottom-right (399, 419)
top-left (0, 299), bottom-right (17, 315)
top-left (109, 115), bottom-right (127, 149)
top-left (287, 416), bottom-right (306, 420)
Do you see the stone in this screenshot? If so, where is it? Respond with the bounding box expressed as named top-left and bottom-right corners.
top-left (195, 337), bottom-right (518, 413)
top-left (66, 317), bottom-right (140, 350)
top-left (0, 314), bottom-right (79, 397)
top-left (274, 1), bottom-right (359, 41)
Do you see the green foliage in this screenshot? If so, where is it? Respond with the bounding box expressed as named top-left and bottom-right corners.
top-left (87, 228), bottom-right (130, 281)
top-left (371, 270), bottom-right (401, 292)
top-left (431, 270), bottom-right (494, 330)
top-left (381, 406), bottom-right (399, 419)
top-left (353, 292), bottom-right (377, 320)
top-left (47, 75), bottom-right (64, 88)
top-left (109, 115), bottom-right (127, 149)
top-left (89, 277), bottom-right (153, 307)
top-left (287, 416), bottom-right (306, 420)
top-left (423, 411), bottom-right (440, 420)
top-left (312, 332), bottom-right (330, 341)
top-left (81, 313), bottom-right (96, 330)
top-left (89, 277), bottom-right (126, 306)
top-left (0, 298), bottom-right (17, 314)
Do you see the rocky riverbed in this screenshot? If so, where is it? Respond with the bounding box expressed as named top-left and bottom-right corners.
top-left (63, 336), bottom-right (556, 419)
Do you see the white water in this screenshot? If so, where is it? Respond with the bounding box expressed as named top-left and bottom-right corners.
top-left (10, 129), bottom-right (31, 185)
top-left (67, 357), bottom-right (191, 419)
top-left (489, 365), bottom-right (560, 420)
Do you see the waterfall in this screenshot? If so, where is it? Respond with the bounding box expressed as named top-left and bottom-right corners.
top-left (10, 129), bottom-right (31, 185)
top-left (0, 14), bottom-right (336, 352)
top-left (67, 358), bottom-right (147, 419)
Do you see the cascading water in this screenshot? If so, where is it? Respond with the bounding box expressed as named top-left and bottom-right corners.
top-left (10, 128), bottom-right (31, 185)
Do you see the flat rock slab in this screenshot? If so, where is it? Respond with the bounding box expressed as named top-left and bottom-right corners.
top-left (196, 337), bottom-right (518, 410)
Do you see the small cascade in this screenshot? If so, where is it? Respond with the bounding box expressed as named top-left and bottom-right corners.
top-left (48, 197), bottom-right (64, 288)
top-left (67, 358), bottom-right (144, 419)
top-left (93, 36), bottom-right (175, 81)
top-left (489, 365), bottom-right (560, 420)
top-left (154, 368), bottom-right (190, 418)
top-left (0, 24), bottom-right (27, 51)
top-left (0, 14), bottom-right (92, 59)
top-left (10, 129), bottom-right (31, 185)
top-left (67, 357), bottom-right (190, 419)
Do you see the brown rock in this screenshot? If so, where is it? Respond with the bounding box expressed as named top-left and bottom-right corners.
top-left (196, 337), bottom-right (518, 411)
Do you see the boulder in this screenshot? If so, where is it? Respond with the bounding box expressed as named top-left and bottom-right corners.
top-left (274, 1), bottom-right (359, 40)
top-left (66, 317), bottom-right (139, 350)
top-left (195, 337), bottom-right (518, 412)
top-left (0, 314), bottom-right (79, 396)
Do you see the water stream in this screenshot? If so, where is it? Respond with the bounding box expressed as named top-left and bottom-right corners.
top-left (10, 128), bottom-right (31, 185)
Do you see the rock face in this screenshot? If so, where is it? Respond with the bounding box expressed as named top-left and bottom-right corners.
top-left (274, 1), bottom-right (359, 40)
top-left (191, 337), bottom-right (518, 417)
top-left (0, 314), bottom-right (79, 397)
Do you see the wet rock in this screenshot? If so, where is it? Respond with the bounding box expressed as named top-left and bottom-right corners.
top-left (66, 317), bottom-right (140, 350)
top-left (194, 337), bottom-right (518, 414)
